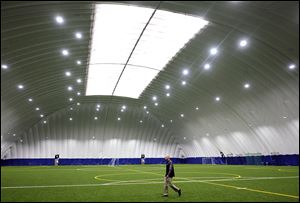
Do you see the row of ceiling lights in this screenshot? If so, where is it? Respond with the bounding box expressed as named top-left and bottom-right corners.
top-left (2, 13), bottom-right (298, 141)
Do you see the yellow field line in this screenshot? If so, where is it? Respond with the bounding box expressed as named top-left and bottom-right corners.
top-left (204, 181), bottom-right (299, 199)
top-left (96, 167), bottom-right (298, 199)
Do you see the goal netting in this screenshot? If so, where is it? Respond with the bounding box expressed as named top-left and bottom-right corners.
top-left (108, 158), bottom-right (119, 167)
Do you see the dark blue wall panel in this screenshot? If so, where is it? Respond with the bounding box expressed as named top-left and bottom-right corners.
top-left (1, 154), bottom-right (298, 166)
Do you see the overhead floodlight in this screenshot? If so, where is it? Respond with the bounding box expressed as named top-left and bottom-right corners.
top-left (182, 69), bottom-right (189, 75)
top-left (239, 39), bottom-right (248, 47)
top-left (210, 47), bottom-right (218, 55)
top-left (152, 96), bottom-right (157, 101)
top-left (28, 98), bottom-right (33, 102)
top-left (77, 60), bottom-right (81, 65)
top-left (244, 83), bottom-right (250, 89)
top-left (204, 64), bottom-right (210, 70)
top-left (65, 71), bottom-right (71, 76)
top-left (18, 84), bottom-right (24, 89)
top-left (55, 16), bottom-right (64, 24)
top-left (62, 49), bottom-right (69, 56)
top-left (143, 106), bottom-right (147, 109)
top-left (75, 32), bottom-right (82, 39)
top-left (289, 64), bottom-right (296, 70)
top-left (1, 64), bottom-right (8, 69)
top-left (182, 81), bottom-right (186, 85)
top-left (86, 4), bottom-right (209, 98)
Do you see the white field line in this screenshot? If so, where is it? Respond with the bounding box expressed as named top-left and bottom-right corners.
top-left (1, 176), bottom-right (298, 189)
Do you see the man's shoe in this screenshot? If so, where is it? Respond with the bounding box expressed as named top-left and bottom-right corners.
top-left (178, 189), bottom-right (181, 197)
top-left (162, 194), bottom-right (168, 197)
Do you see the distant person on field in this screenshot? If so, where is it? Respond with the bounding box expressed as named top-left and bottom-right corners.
top-left (162, 155), bottom-right (181, 197)
top-left (220, 151), bottom-right (226, 164)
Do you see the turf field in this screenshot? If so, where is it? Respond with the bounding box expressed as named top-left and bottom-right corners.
top-left (1, 164), bottom-right (299, 202)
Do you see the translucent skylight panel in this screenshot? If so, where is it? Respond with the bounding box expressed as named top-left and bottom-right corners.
top-left (86, 4), bottom-right (209, 98)
top-left (86, 64), bottom-right (124, 96)
top-left (113, 65), bottom-right (159, 98)
top-left (89, 4), bottom-right (153, 64)
top-left (128, 9), bottom-right (209, 70)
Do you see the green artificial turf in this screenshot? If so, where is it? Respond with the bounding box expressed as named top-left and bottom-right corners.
top-left (1, 164), bottom-right (299, 202)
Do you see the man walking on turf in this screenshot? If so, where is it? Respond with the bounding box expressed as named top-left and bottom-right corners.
top-left (162, 155), bottom-right (181, 197)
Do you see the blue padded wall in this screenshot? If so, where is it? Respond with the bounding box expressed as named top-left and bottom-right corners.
top-left (1, 154), bottom-right (298, 166)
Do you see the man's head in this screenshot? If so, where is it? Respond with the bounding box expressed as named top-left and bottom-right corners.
top-left (164, 155), bottom-right (171, 161)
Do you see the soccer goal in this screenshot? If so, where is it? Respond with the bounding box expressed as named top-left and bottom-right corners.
top-left (202, 157), bottom-right (216, 165)
top-left (108, 158), bottom-right (120, 167)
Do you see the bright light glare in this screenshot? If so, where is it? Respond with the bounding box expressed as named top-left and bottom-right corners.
top-left (94, 117), bottom-right (98, 120)
top-left (143, 106), bottom-right (147, 109)
top-left (161, 124), bottom-right (165, 128)
top-left (35, 107), bottom-right (40, 111)
top-left (182, 81), bottom-right (186, 85)
top-left (117, 117), bottom-right (121, 121)
top-left (154, 102), bottom-right (158, 106)
top-left (18, 85), bottom-right (24, 89)
top-left (289, 64), bottom-right (296, 70)
top-left (77, 79), bottom-right (82, 83)
top-left (86, 4), bottom-right (209, 98)
top-left (77, 92), bottom-right (81, 96)
top-left (244, 83), bottom-right (250, 89)
top-left (239, 39), bottom-right (248, 47)
top-left (55, 16), bottom-right (64, 24)
top-left (122, 105), bottom-right (126, 109)
top-left (165, 85), bottom-right (170, 90)
top-left (28, 98), bottom-right (33, 102)
top-left (215, 97), bottom-right (220, 101)
top-left (1, 64), bottom-right (8, 69)
top-left (97, 104), bottom-right (100, 108)
top-left (68, 86), bottom-right (73, 91)
top-left (40, 114), bottom-right (44, 118)
top-left (204, 63), bottom-right (210, 70)
top-left (77, 60), bottom-right (81, 65)
top-left (65, 71), bottom-right (71, 76)
top-left (69, 98), bottom-right (73, 101)
top-left (182, 69), bottom-right (189, 75)
top-left (166, 93), bottom-right (170, 97)
top-left (180, 114), bottom-right (184, 117)
top-left (152, 96), bottom-right (157, 101)
top-left (196, 107), bottom-right (199, 110)
top-left (210, 48), bottom-right (218, 55)
top-left (62, 49), bottom-right (69, 56)
top-left (69, 117), bottom-right (73, 121)
top-left (75, 32), bottom-right (82, 39)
